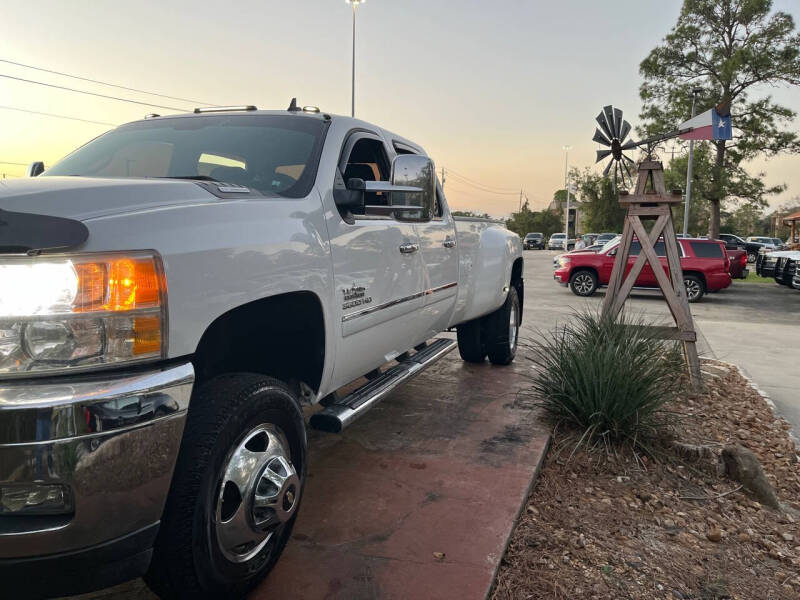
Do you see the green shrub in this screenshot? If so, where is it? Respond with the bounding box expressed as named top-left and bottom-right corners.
top-left (530, 311), bottom-right (684, 446)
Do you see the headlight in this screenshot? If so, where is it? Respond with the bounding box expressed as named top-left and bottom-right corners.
top-left (0, 252), bottom-right (166, 376)
top-left (558, 256), bottom-right (571, 267)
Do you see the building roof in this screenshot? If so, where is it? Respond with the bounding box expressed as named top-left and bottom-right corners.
top-left (782, 210), bottom-right (800, 223)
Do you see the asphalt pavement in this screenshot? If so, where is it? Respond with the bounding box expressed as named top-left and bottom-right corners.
top-left (521, 249), bottom-right (800, 438)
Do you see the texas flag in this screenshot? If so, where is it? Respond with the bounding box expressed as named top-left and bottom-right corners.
top-left (679, 102), bottom-right (732, 141)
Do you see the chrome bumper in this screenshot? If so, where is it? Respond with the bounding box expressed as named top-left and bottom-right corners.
top-left (0, 362), bottom-right (194, 559)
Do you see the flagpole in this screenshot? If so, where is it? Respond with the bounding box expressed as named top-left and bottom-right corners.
top-left (683, 89), bottom-right (701, 237)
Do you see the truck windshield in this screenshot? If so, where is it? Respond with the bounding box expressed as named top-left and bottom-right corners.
top-left (44, 114), bottom-right (328, 198)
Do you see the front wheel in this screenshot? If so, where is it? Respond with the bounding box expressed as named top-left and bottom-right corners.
top-left (747, 251), bottom-right (757, 264)
top-left (684, 274), bottom-right (705, 302)
top-left (569, 269), bottom-right (598, 297)
top-left (145, 374), bottom-right (306, 600)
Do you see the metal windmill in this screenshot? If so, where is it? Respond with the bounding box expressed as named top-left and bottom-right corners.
top-left (592, 105), bottom-right (636, 189)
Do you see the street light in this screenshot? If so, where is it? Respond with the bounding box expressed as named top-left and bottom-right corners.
top-left (563, 145), bottom-right (572, 246)
top-left (346, 0), bottom-right (365, 118)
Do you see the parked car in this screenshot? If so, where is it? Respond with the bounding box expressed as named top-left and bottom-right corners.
top-left (581, 233), bottom-right (599, 246)
top-left (719, 233), bottom-right (766, 264)
top-left (726, 248), bottom-right (748, 279)
top-left (747, 236), bottom-right (782, 256)
top-left (553, 237), bottom-right (731, 302)
top-left (552, 243), bottom-right (605, 268)
top-left (595, 232), bottom-right (619, 245)
top-left (524, 232), bottom-right (545, 250)
top-left (0, 105), bottom-right (524, 599)
top-left (757, 251), bottom-right (800, 286)
top-left (548, 232), bottom-right (567, 250)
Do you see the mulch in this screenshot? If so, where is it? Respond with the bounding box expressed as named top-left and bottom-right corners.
top-left (492, 361), bottom-right (800, 600)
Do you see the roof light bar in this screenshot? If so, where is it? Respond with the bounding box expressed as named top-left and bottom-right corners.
top-left (193, 106), bottom-right (257, 114)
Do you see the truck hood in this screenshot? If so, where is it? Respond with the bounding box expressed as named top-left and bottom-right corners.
top-left (0, 176), bottom-right (219, 222)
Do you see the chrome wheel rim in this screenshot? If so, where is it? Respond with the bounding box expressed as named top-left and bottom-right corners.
top-left (508, 301), bottom-right (518, 353)
top-left (684, 278), bottom-right (701, 301)
top-left (573, 273), bottom-right (594, 295)
top-left (747, 253), bottom-right (756, 263)
top-left (214, 424), bottom-right (300, 564)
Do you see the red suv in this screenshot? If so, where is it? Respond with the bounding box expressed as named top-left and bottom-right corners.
top-left (553, 237), bottom-right (732, 302)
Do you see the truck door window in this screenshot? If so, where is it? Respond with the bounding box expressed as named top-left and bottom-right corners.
top-left (342, 137), bottom-right (391, 216)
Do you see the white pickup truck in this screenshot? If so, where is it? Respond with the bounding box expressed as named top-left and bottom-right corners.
top-left (0, 104), bottom-right (523, 599)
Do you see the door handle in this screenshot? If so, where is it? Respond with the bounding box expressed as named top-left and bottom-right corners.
top-left (399, 243), bottom-right (419, 254)
top-left (443, 238), bottom-right (457, 249)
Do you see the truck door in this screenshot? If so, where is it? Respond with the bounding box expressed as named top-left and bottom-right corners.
top-left (412, 182), bottom-right (459, 340)
top-left (326, 132), bottom-right (425, 388)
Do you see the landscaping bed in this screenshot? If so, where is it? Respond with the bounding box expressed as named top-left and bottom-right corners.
top-left (493, 361), bottom-right (800, 599)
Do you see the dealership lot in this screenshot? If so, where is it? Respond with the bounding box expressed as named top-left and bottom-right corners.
top-left (522, 249), bottom-right (800, 436)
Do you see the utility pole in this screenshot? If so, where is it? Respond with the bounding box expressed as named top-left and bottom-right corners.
top-left (519, 189), bottom-right (523, 212)
top-left (683, 88), bottom-right (702, 236)
top-left (563, 145), bottom-right (572, 245)
top-left (440, 167), bottom-right (446, 189)
top-left (346, 1), bottom-right (365, 117)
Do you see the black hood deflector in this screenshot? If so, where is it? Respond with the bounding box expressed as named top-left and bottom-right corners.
top-left (0, 209), bottom-right (89, 254)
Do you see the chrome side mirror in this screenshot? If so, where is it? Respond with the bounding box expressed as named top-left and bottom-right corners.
top-left (390, 155), bottom-right (435, 222)
top-left (26, 162), bottom-right (45, 177)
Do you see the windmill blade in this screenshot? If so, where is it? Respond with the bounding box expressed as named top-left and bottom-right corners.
top-left (621, 152), bottom-right (635, 165)
top-left (596, 111), bottom-right (614, 140)
top-left (593, 128), bottom-right (612, 147)
top-left (614, 162), bottom-right (619, 189)
top-left (619, 120), bottom-right (631, 142)
top-left (602, 157), bottom-right (614, 177)
top-left (603, 106), bottom-right (616, 139)
top-left (620, 138), bottom-right (640, 151)
top-left (595, 149), bottom-right (612, 163)
top-left (613, 108), bottom-right (623, 138)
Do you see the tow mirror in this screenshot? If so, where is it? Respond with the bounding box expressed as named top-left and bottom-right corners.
top-left (387, 155), bottom-right (435, 222)
top-left (26, 161), bottom-right (45, 177)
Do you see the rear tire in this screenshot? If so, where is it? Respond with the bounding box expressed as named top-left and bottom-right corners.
top-left (684, 274), bottom-right (705, 302)
top-left (485, 287), bottom-right (520, 366)
top-left (456, 318), bottom-right (486, 363)
top-left (145, 374), bottom-right (306, 600)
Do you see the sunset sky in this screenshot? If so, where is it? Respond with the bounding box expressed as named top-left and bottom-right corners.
top-left (2, 0), bottom-right (799, 217)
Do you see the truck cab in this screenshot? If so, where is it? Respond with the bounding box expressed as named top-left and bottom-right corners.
top-left (0, 105), bottom-right (523, 599)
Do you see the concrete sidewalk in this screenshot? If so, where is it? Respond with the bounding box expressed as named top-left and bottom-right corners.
top-left (254, 350), bottom-right (549, 600)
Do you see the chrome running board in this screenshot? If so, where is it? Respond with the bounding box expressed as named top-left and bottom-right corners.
top-left (309, 338), bottom-right (457, 433)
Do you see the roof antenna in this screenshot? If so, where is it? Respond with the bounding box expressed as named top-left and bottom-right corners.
top-left (288, 97), bottom-right (298, 111)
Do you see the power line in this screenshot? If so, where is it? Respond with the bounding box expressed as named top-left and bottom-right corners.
top-left (442, 166), bottom-right (518, 193)
top-left (445, 180), bottom-right (520, 196)
top-left (0, 73), bottom-right (185, 111)
top-left (0, 160), bottom-right (28, 166)
top-left (0, 58), bottom-right (218, 107)
top-left (0, 105), bottom-right (116, 126)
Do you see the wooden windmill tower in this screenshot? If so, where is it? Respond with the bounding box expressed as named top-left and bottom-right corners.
top-left (592, 106), bottom-right (702, 382)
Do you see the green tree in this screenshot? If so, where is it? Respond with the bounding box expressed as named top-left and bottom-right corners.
top-left (577, 172), bottom-right (626, 233)
top-left (505, 201), bottom-right (562, 238)
top-left (639, 0), bottom-right (800, 239)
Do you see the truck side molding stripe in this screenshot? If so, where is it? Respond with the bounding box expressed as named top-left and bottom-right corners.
top-left (342, 282), bottom-right (457, 323)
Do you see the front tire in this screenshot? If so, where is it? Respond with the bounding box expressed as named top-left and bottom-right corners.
top-left (747, 251), bottom-right (757, 264)
top-left (569, 269), bottom-right (598, 297)
top-left (485, 287), bottom-right (520, 365)
top-left (145, 374), bottom-right (306, 600)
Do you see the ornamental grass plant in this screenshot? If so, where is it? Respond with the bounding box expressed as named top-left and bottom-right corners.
top-left (530, 310), bottom-right (684, 448)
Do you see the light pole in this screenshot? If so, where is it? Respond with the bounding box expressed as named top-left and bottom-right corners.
top-left (683, 88), bottom-right (702, 236)
top-left (346, 0), bottom-right (365, 118)
top-left (563, 145), bottom-right (572, 246)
